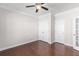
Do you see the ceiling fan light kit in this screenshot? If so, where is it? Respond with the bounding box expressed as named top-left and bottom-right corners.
top-left (35, 5), bottom-right (41, 10)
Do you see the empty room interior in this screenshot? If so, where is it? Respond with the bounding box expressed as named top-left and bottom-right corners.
top-left (0, 3), bottom-right (79, 56)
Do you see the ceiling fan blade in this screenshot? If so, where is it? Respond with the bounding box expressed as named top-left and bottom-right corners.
top-left (41, 3), bottom-right (45, 5)
top-left (26, 5), bottom-right (35, 7)
top-left (41, 6), bottom-right (48, 10)
top-left (36, 9), bottom-right (38, 13)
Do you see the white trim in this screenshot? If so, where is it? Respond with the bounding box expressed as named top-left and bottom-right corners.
top-left (38, 39), bottom-right (52, 44)
top-left (53, 41), bottom-right (72, 47)
top-left (54, 40), bottom-right (64, 45)
top-left (63, 43), bottom-right (73, 47)
top-left (0, 40), bottom-right (37, 51)
top-left (73, 47), bottom-right (79, 51)
top-left (0, 40), bottom-right (73, 52)
top-left (51, 40), bottom-right (55, 44)
top-left (46, 41), bottom-right (52, 44)
top-left (0, 40), bottom-right (51, 51)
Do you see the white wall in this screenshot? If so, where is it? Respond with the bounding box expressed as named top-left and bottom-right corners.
top-left (0, 7), bottom-right (38, 51)
top-left (55, 15), bottom-right (64, 44)
top-left (51, 14), bottom-right (55, 43)
top-left (55, 7), bottom-right (79, 47)
top-left (38, 13), bottom-right (51, 44)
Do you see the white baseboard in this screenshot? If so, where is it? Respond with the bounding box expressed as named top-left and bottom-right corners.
top-left (63, 43), bottom-right (73, 47)
top-left (0, 40), bottom-right (73, 52)
top-left (53, 41), bottom-right (73, 47)
top-left (38, 39), bottom-right (52, 44)
top-left (0, 40), bottom-right (37, 51)
top-left (73, 47), bottom-right (79, 51)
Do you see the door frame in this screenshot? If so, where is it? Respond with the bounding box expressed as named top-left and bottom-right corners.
top-left (72, 17), bottom-right (79, 51)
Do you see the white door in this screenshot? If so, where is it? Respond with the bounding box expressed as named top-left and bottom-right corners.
top-left (73, 17), bottom-right (79, 51)
top-left (38, 13), bottom-right (51, 44)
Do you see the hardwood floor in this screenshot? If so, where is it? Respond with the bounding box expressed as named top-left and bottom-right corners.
top-left (0, 40), bottom-right (79, 56)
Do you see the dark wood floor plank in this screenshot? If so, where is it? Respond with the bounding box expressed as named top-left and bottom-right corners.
top-left (0, 40), bottom-right (79, 56)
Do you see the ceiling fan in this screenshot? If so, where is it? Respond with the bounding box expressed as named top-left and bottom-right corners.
top-left (26, 3), bottom-right (48, 13)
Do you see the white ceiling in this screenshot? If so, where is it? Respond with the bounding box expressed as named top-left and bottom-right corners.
top-left (0, 3), bottom-right (79, 16)
top-left (0, 3), bottom-right (49, 16)
top-left (48, 3), bottom-right (79, 14)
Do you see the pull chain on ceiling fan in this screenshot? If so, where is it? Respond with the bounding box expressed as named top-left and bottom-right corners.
top-left (26, 3), bottom-right (48, 13)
